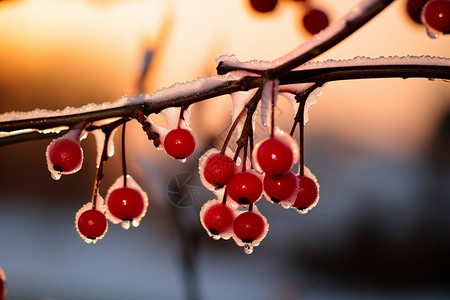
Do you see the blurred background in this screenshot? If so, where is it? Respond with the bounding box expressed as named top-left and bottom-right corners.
top-left (0, 0), bottom-right (449, 299)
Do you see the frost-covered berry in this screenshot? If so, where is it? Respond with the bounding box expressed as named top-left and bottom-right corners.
top-left (227, 172), bottom-right (263, 205)
top-left (200, 201), bottom-right (235, 237)
top-left (76, 209), bottom-right (107, 242)
top-left (47, 137), bottom-right (83, 173)
top-left (293, 175), bottom-right (318, 211)
top-left (107, 187), bottom-right (145, 221)
top-left (263, 171), bottom-right (298, 204)
top-left (203, 153), bottom-right (236, 188)
top-left (233, 211), bottom-right (266, 243)
top-left (256, 137), bottom-right (293, 176)
top-left (164, 128), bottom-right (195, 159)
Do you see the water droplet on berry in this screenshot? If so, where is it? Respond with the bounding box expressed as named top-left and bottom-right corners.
top-left (244, 243), bottom-right (254, 254)
top-left (51, 172), bottom-right (62, 180)
top-left (121, 220), bottom-right (131, 230)
top-left (425, 24), bottom-right (440, 38)
top-left (132, 220), bottom-right (140, 227)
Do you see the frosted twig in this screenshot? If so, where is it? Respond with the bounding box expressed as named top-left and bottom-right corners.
top-left (0, 59), bottom-right (449, 146)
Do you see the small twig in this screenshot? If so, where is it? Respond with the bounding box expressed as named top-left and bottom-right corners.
top-left (133, 107), bottom-right (161, 148)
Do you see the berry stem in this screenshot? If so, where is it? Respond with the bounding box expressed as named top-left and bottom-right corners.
top-left (270, 81), bottom-right (276, 138)
top-left (133, 107), bottom-right (161, 148)
top-left (248, 203), bottom-right (253, 212)
top-left (74, 120), bottom-right (91, 141)
top-left (90, 118), bottom-right (128, 209)
top-left (290, 85), bottom-right (320, 176)
top-left (242, 139), bottom-right (248, 172)
top-left (221, 187), bottom-right (228, 205)
top-left (220, 86), bottom-right (264, 155)
top-left (178, 105), bottom-right (188, 128)
top-left (298, 98), bottom-right (305, 176)
top-left (220, 107), bottom-right (247, 155)
top-left (121, 122), bottom-right (128, 187)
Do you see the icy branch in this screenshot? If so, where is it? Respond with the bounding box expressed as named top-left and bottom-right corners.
top-left (0, 56), bottom-right (449, 146)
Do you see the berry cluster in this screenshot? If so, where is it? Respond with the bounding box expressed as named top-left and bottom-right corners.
top-left (44, 106), bottom-right (197, 244)
top-left (407, 0), bottom-right (450, 37)
top-left (198, 126), bottom-right (319, 253)
top-left (248, 0), bottom-right (329, 35)
top-left (45, 122), bottom-right (150, 243)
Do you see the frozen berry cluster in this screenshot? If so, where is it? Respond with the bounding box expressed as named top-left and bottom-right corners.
top-left (198, 128), bottom-right (319, 254)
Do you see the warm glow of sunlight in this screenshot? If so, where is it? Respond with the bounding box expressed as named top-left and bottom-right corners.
top-left (0, 0), bottom-right (449, 159)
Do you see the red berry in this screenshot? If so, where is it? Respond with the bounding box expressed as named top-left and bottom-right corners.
top-left (249, 0), bottom-right (278, 13)
top-left (423, 0), bottom-right (450, 33)
top-left (293, 175), bottom-right (318, 210)
top-left (0, 267), bottom-right (5, 300)
top-left (407, 0), bottom-right (430, 24)
top-left (227, 172), bottom-right (263, 205)
top-left (256, 137), bottom-right (293, 175)
top-left (77, 209), bottom-right (107, 240)
top-left (303, 9), bottom-right (329, 34)
top-left (201, 203), bottom-right (235, 236)
top-left (263, 171), bottom-right (297, 203)
top-left (48, 138), bottom-right (83, 173)
top-left (107, 187), bottom-right (145, 221)
top-left (164, 128), bottom-right (195, 159)
top-left (203, 153), bottom-right (236, 188)
top-left (233, 211), bottom-right (266, 243)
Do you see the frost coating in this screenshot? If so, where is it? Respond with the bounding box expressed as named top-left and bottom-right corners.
top-left (199, 198), bottom-right (237, 240)
top-left (105, 175), bottom-right (149, 228)
top-left (252, 127), bottom-right (300, 175)
top-left (74, 195), bottom-right (107, 244)
top-left (45, 129), bottom-right (84, 179)
top-left (295, 166), bottom-right (320, 214)
top-left (231, 204), bottom-right (269, 252)
top-left (218, 54), bottom-right (450, 73)
top-left (198, 148), bottom-right (238, 191)
top-left (260, 79), bottom-right (280, 134)
top-left (230, 90), bottom-right (252, 137)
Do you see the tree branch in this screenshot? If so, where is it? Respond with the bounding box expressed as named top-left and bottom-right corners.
top-left (1, 61), bottom-right (448, 138)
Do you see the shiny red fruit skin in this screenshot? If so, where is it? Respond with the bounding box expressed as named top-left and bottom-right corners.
top-left (49, 138), bottom-right (83, 172)
top-left (423, 0), bottom-right (450, 33)
top-left (303, 9), bottom-right (329, 34)
top-left (250, 0), bottom-right (278, 13)
top-left (293, 175), bottom-right (318, 210)
top-left (107, 187), bottom-right (145, 220)
top-left (164, 128), bottom-right (195, 159)
top-left (78, 209), bottom-right (107, 239)
top-left (202, 203), bottom-right (234, 235)
top-left (233, 211), bottom-right (265, 243)
top-left (0, 279), bottom-right (5, 300)
top-left (263, 171), bottom-right (297, 203)
top-left (203, 153), bottom-right (236, 188)
top-left (256, 138), bottom-right (293, 175)
top-left (227, 172), bottom-right (263, 205)
top-left (407, 0), bottom-right (430, 24)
